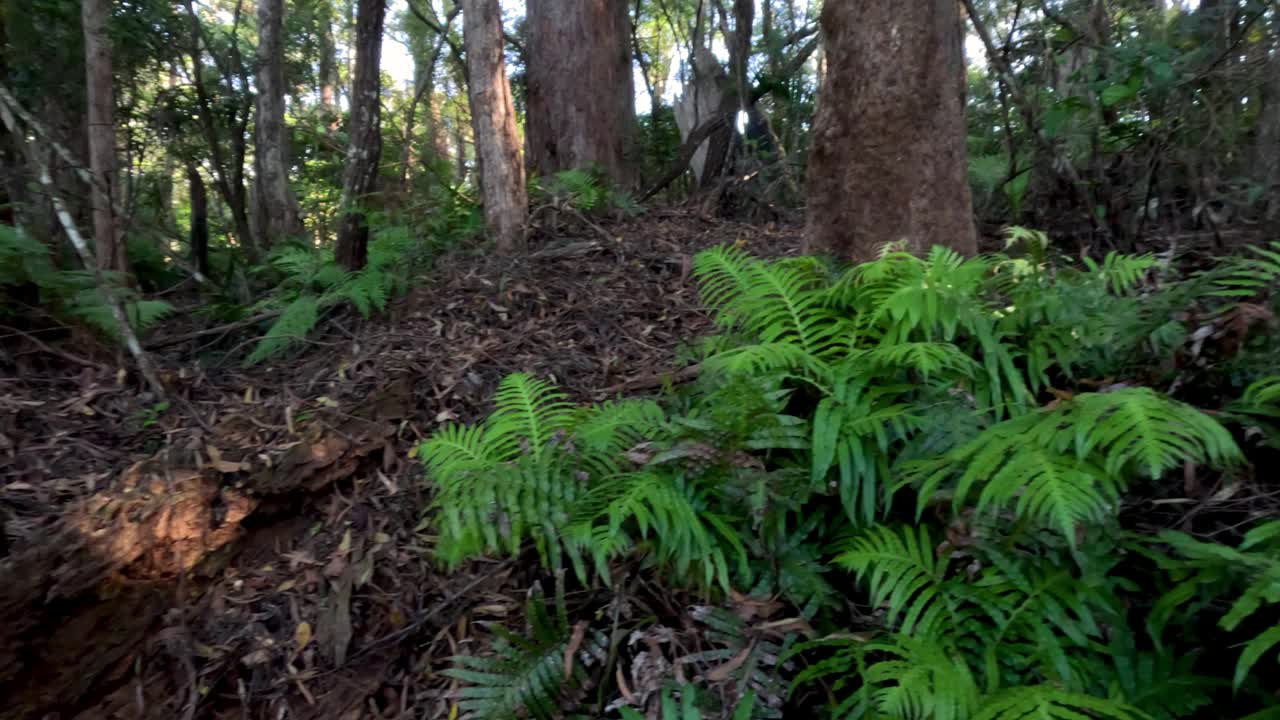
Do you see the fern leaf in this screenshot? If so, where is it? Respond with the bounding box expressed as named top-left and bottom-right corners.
top-left (247, 295), bottom-right (319, 364)
top-left (834, 525), bottom-right (949, 635)
top-left (974, 687), bottom-right (1142, 720)
top-left (486, 374), bottom-right (576, 461)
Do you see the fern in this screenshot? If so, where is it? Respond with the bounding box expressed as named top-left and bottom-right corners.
top-left (973, 687), bottom-right (1141, 720)
top-left (445, 577), bottom-right (605, 720)
top-left (912, 389), bottom-right (1239, 546)
top-left (834, 525), bottom-right (951, 636)
top-left (246, 295), bottom-right (319, 364)
top-left (1150, 521), bottom-right (1280, 689)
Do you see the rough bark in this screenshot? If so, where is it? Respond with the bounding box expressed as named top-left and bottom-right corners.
top-left (82, 0), bottom-right (127, 273)
top-left (335, 0), bottom-right (386, 271)
top-left (317, 1), bottom-right (340, 110)
top-left (525, 0), bottom-right (635, 186)
top-left (254, 0), bottom-right (304, 245)
top-left (805, 0), bottom-right (977, 261)
top-left (464, 0), bottom-right (528, 253)
top-left (188, 164), bottom-right (210, 276)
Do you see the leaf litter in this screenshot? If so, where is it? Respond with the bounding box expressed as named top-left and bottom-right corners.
top-left (0, 210), bottom-right (800, 719)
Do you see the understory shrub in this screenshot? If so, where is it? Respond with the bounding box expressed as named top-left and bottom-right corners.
top-left (419, 234), bottom-right (1280, 719)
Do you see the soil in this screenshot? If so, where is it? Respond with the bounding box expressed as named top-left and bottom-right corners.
top-left (0, 211), bottom-right (800, 720)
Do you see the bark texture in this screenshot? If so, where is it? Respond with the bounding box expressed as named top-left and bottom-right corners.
top-left (335, 0), bottom-right (386, 271)
top-left (254, 0), bottom-right (304, 245)
top-left (82, 0), bottom-right (127, 272)
top-left (188, 164), bottom-right (209, 276)
top-left (805, 0), bottom-right (977, 261)
top-left (464, 0), bottom-right (528, 253)
top-left (525, 0), bottom-right (635, 186)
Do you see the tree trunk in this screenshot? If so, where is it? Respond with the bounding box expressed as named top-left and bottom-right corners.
top-left (525, 0), bottom-right (635, 186)
top-left (255, 0), bottom-right (304, 246)
top-left (188, 164), bottom-right (210, 276)
top-left (805, 0), bottom-right (977, 261)
top-left (335, 0), bottom-right (386, 271)
top-left (82, 0), bottom-right (127, 273)
top-left (1255, 4), bottom-right (1280, 219)
top-left (464, 0), bottom-right (528, 253)
top-left (318, 2), bottom-right (340, 110)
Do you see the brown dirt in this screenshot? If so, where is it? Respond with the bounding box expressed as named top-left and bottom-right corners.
top-left (0, 211), bottom-right (799, 719)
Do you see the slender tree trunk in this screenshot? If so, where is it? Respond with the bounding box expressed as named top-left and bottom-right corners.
top-left (1257, 8), bottom-right (1280, 219)
top-left (188, 164), bottom-right (210, 276)
top-left (525, 0), bottom-right (636, 186)
top-left (183, 0), bottom-right (258, 261)
top-left (464, 0), bottom-right (527, 253)
top-left (318, 3), bottom-right (339, 109)
top-left (82, 0), bottom-right (127, 273)
top-left (805, 0), bottom-right (977, 260)
top-left (254, 0), bottom-right (304, 245)
top-left (335, 0), bottom-right (386, 271)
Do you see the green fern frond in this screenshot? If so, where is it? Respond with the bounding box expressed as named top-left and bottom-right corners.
top-left (1069, 389), bottom-right (1239, 478)
top-left (572, 399), bottom-right (666, 455)
top-left (446, 579), bottom-right (605, 720)
top-left (865, 634), bottom-right (981, 720)
top-left (1152, 521), bottom-right (1280, 689)
top-left (914, 389), bottom-right (1238, 546)
top-left (1206, 241), bottom-right (1280, 299)
top-left (974, 686), bottom-right (1142, 720)
top-left (574, 473), bottom-right (744, 590)
top-left (247, 295), bottom-right (319, 364)
top-left (834, 525), bottom-right (950, 636)
top-left (487, 373), bottom-right (576, 461)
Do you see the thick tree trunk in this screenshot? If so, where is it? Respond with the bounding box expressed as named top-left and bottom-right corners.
top-left (335, 0), bottom-right (386, 271)
top-left (254, 0), bottom-right (304, 245)
top-left (464, 0), bottom-right (527, 253)
top-left (805, 0), bottom-right (977, 261)
top-left (525, 0), bottom-right (635, 186)
top-left (82, 0), bottom-right (127, 273)
top-left (188, 164), bottom-right (210, 276)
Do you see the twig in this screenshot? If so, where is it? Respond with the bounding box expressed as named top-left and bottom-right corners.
top-left (146, 309), bottom-right (283, 349)
top-left (0, 90), bottom-right (167, 399)
top-left (597, 363), bottom-right (702, 397)
top-left (0, 325), bottom-right (110, 371)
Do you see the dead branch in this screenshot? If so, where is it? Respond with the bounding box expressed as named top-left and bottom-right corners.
top-left (146, 309), bottom-right (284, 350)
top-left (640, 113), bottom-right (733, 201)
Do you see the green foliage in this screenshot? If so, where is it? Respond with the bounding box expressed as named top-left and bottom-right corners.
top-left (246, 225), bottom-right (421, 363)
top-left (911, 388), bottom-right (1239, 546)
top-left (1150, 521), bottom-right (1280, 690)
top-left (0, 224), bottom-right (175, 340)
top-left (423, 241), bottom-right (1279, 719)
top-left (445, 576), bottom-right (606, 720)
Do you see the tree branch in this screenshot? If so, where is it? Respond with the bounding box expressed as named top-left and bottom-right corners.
top-left (0, 87), bottom-right (167, 398)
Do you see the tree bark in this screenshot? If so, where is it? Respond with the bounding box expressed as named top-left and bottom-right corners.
top-left (805, 0), bottom-right (977, 261)
top-left (188, 164), bottom-right (210, 276)
top-left (1256, 5), bottom-right (1280, 219)
top-left (335, 0), bottom-right (386, 271)
top-left (255, 0), bottom-right (304, 246)
top-left (464, 0), bottom-right (528, 253)
top-left (525, 0), bottom-right (636, 186)
top-left (82, 0), bottom-right (128, 273)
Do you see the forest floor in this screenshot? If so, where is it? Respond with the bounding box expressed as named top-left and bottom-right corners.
top-left (0, 210), bottom-right (802, 720)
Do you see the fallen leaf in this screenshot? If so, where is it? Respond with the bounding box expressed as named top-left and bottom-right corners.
top-left (706, 642), bottom-right (754, 683)
top-left (295, 621), bottom-right (313, 651)
top-left (563, 621), bottom-right (588, 677)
